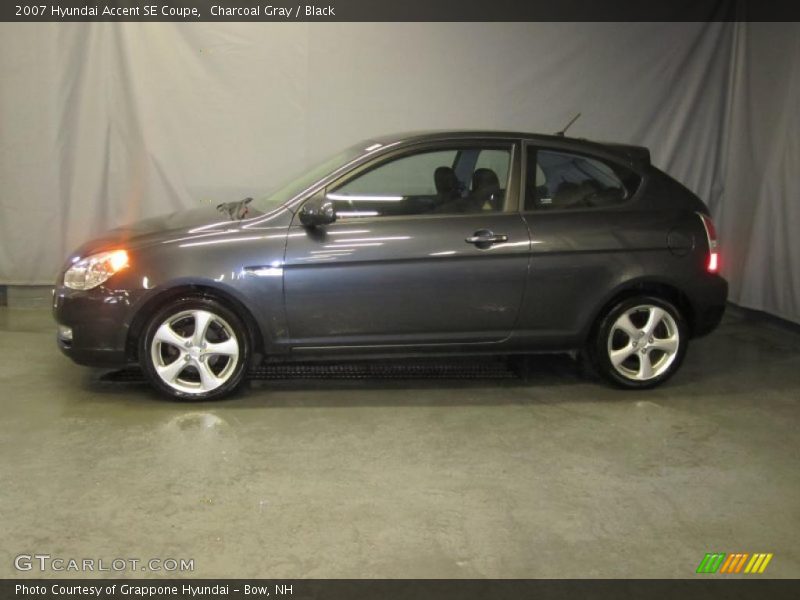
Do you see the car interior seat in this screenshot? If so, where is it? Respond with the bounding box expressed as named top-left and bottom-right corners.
top-left (434, 166), bottom-right (461, 204)
top-left (469, 168), bottom-right (502, 211)
top-left (553, 180), bottom-right (601, 208)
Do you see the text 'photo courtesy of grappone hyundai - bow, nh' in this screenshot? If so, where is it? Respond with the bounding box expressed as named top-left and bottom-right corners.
top-left (53, 131), bottom-right (728, 400)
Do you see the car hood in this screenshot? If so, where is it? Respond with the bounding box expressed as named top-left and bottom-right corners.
top-left (69, 206), bottom-right (256, 259)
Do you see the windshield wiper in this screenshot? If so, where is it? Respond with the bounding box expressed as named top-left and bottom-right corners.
top-left (216, 197), bottom-right (253, 220)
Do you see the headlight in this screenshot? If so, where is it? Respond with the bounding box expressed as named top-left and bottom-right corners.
top-left (64, 249), bottom-right (129, 290)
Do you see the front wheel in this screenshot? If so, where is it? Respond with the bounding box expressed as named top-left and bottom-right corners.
top-left (590, 296), bottom-right (688, 389)
top-left (140, 297), bottom-right (249, 401)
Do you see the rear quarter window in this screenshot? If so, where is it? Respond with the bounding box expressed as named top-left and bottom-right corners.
top-left (526, 148), bottom-right (641, 211)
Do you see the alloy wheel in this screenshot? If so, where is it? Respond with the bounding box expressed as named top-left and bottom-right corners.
top-left (606, 304), bottom-right (680, 382)
top-left (149, 309), bottom-right (240, 395)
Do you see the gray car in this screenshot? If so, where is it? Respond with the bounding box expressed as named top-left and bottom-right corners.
top-left (53, 131), bottom-right (728, 400)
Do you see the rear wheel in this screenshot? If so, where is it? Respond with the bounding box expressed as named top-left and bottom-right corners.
top-left (591, 296), bottom-right (687, 389)
top-left (140, 297), bottom-right (249, 401)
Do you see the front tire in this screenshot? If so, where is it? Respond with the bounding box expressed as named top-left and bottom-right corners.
top-left (590, 296), bottom-right (688, 389)
top-left (140, 297), bottom-right (249, 401)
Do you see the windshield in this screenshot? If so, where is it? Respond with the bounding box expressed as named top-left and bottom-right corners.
top-left (252, 144), bottom-right (371, 212)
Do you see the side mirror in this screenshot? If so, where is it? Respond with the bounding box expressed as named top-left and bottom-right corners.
top-left (299, 193), bottom-right (337, 227)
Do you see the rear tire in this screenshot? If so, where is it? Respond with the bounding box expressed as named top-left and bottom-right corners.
top-left (590, 295), bottom-right (688, 389)
top-left (139, 296), bottom-right (249, 401)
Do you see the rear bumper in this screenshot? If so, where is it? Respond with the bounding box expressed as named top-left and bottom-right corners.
top-left (691, 275), bottom-right (728, 337)
top-left (53, 285), bottom-right (145, 368)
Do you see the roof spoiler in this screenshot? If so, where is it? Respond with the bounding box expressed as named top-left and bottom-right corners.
top-left (600, 142), bottom-right (651, 166)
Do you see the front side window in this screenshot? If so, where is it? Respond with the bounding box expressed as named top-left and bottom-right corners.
top-left (326, 146), bottom-right (512, 218)
top-left (525, 148), bottom-right (640, 211)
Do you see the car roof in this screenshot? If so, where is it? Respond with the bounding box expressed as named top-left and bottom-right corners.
top-left (372, 129), bottom-right (576, 144)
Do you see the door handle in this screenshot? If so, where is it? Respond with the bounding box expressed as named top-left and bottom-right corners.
top-left (465, 230), bottom-right (509, 246)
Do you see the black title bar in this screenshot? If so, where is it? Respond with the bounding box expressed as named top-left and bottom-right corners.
top-left (4, 579), bottom-right (800, 600)
top-left (3, 0), bottom-right (800, 22)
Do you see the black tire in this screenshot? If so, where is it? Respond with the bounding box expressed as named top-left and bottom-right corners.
top-left (139, 296), bottom-right (250, 401)
top-left (590, 295), bottom-right (688, 389)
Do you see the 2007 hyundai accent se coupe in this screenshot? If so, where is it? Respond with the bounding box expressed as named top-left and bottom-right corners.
top-left (53, 131), bottom-right (728, 400)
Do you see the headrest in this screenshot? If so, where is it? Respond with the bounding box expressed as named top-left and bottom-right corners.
top-left (472, 168), bottom-right (500, 191)
top-left (434, 166), bottom-right (459, 193)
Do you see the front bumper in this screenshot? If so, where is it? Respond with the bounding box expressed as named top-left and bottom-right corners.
top-left (53, 285), bottom-right (147, 367)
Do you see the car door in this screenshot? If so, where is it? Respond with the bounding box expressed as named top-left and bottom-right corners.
top-left (282, 139), bottom-right (531, 350)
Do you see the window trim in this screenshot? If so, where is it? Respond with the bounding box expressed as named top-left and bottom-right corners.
top-left (298, 138), bottom-right (521, 222)
top-left (520, 141), bottom-right (645, 214)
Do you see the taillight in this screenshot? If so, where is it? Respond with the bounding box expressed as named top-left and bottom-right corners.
top-left (697, 212), bottom-right (719, 273)
top-left (707, 251), bottom-right (719, 273)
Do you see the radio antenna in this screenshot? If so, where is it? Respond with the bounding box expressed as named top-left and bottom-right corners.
top-left (555, 112), bottom-right (581, 137)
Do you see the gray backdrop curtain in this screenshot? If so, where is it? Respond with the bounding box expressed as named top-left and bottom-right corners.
top-left (0, 22), bottom-right (798, 323)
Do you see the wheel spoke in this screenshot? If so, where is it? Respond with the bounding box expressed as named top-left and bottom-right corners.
top-left (192, 310), bottom-right (213, 346)
top-left (643, 307), bottom-right (666, 336)
top-left (650, 334), bottom-right (679, 355)
top-left (637, 353), bottom-right (654, 379)
top-left (156, 357), bottom-right (187, 383)
top-left (206, 337), bottom-right (238, 357)
top-left (614, 313), bottom-right (640, 339)
top-left (196, 360), bottom-right (221, 391)
top-left (154, 322), bottom-right (187, 349)
top-left (610, 343), bottom-right (636, 367)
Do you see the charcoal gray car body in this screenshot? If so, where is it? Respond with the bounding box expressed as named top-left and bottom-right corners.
top-left (53, 131), bottom-right (728, 399)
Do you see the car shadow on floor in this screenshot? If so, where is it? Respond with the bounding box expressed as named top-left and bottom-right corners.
top-left (84, 353), bottom-right (603, 406)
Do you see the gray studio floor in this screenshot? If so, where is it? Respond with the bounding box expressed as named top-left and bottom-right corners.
top-left (1, 302), bottom-right (799, 579)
